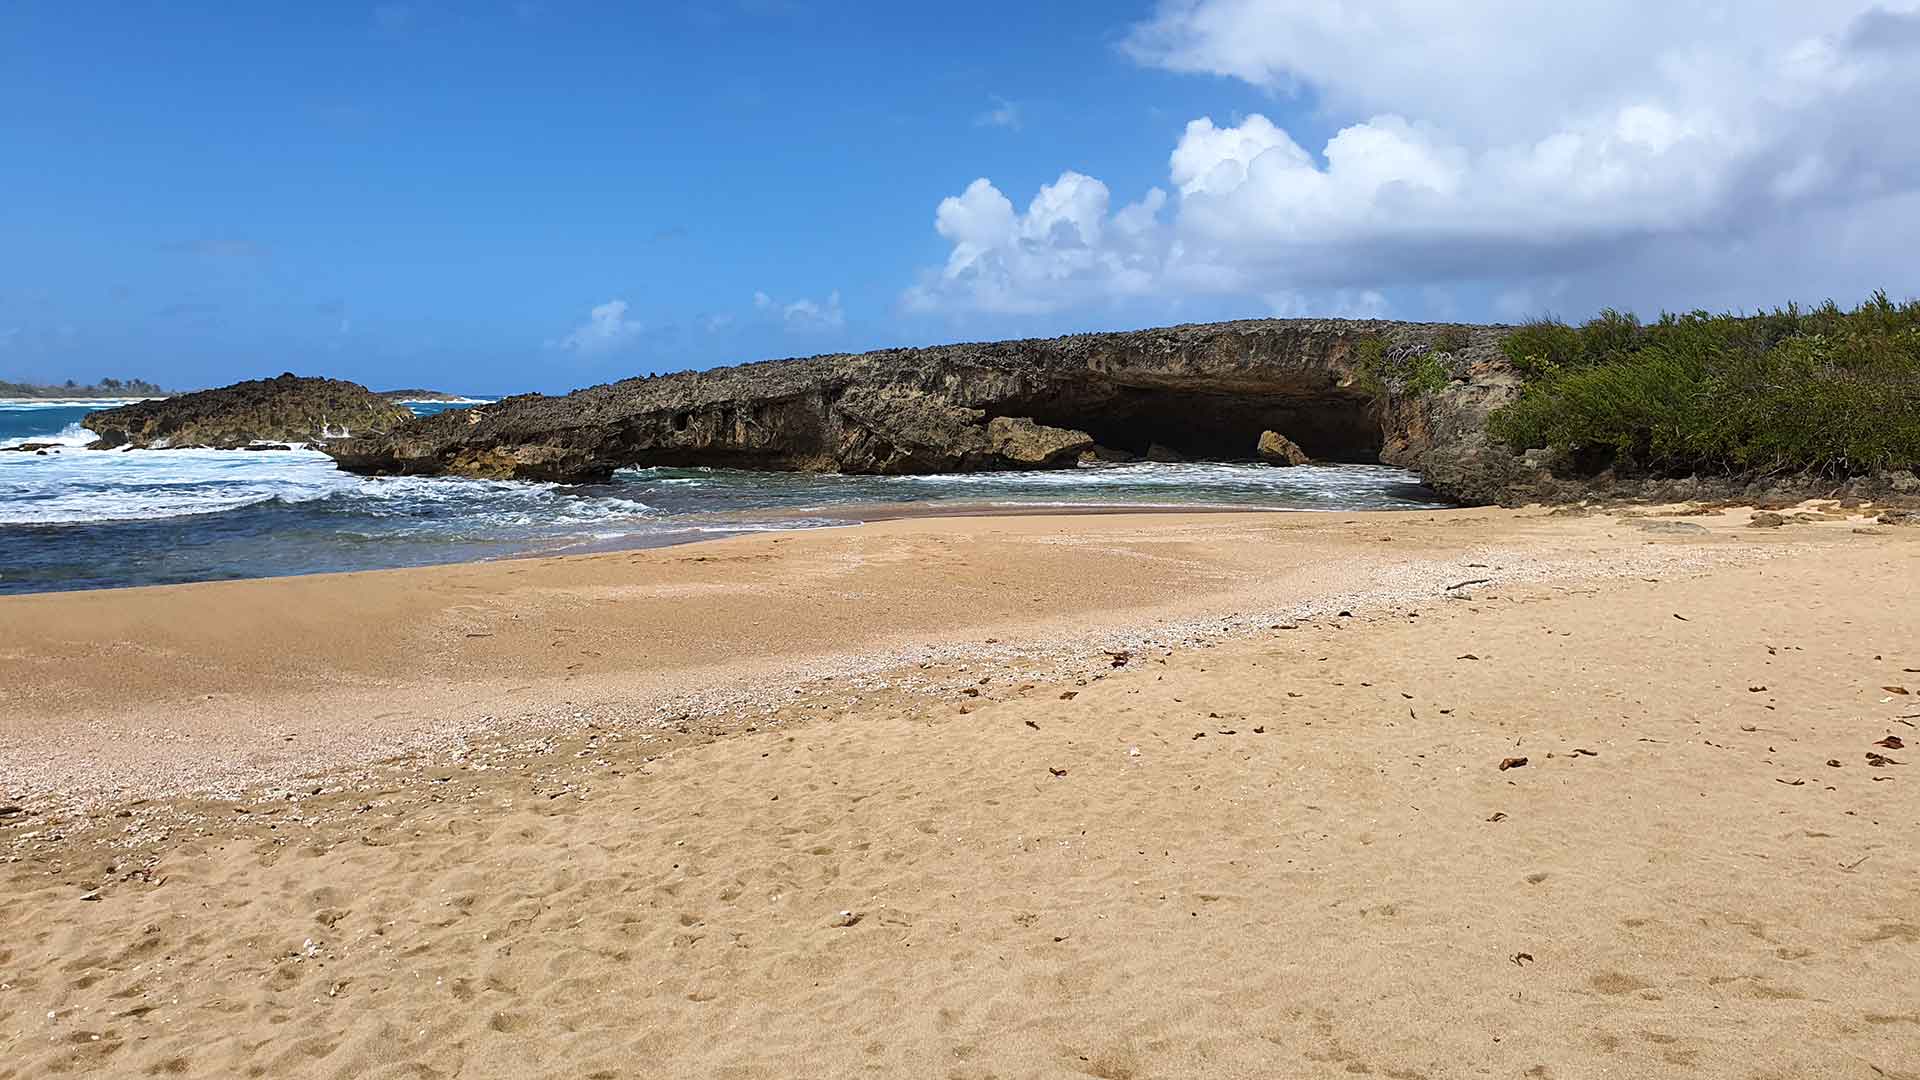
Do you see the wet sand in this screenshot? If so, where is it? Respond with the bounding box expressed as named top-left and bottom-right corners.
top-left (2, 504), bottom-right (1918, 1078)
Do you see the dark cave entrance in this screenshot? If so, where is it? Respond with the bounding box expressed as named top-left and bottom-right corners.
top-left (995, 383), bottom-right (1386, 464)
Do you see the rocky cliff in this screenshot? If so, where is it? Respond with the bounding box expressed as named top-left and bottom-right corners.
top-left (85, 373), bottom-right (414, 450)
top-left (324, 320), bottom-right (1524, 498)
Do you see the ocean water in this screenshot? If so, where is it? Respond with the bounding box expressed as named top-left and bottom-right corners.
top-left (0, 399), bottom-right (1447, 594)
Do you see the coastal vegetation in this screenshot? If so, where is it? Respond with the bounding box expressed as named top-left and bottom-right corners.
top-left (1487, 293), bottom-right (1920, 478)
top-left (1353, 334), bottom-right (1454, 398)
top-left (0, 376), bottom-right (171, 398)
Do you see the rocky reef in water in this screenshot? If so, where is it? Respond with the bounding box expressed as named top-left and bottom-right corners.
top-left (84, 374), bottom-right (414, 450)
top-left (324, 319), bottom-right (1524, 500)
top-left (377, 389), bottom-right (482, 402)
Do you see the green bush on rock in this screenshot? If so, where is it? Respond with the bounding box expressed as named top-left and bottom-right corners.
top-left (1355, 335), bottom-right (1453, 398)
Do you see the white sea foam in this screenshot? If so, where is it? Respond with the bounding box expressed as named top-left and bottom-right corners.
top-left (618, 461), bottom-right (1436, 510)
top-left (0, 446), bottom-right (355, 525)
top-left (688, 519), bottom-right (856, 533)
top-left (0, 443), bottom-right (666, 528)
top-left (0, 422), bottom-right (98, 450)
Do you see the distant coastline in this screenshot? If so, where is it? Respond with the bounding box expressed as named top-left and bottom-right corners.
top-left (0, 396), bottom-right (167, 405)
top-left (3, 382), bottom-right (492, 405)
top-left (377, 389), bottom-right (491, 404)
top-left (0, 378), bottom-right (175, 400)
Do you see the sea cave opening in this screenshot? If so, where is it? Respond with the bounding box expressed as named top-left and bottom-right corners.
top-left (995, 382), bottom-right (1386, 464)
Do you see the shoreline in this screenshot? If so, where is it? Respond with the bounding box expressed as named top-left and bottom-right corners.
top-left (0, 462), bottom-right (1446, 596)
top-left (2, 501), bottom-right (1916, 1078)
top-left (525, 499), bottom-right (1347, 561)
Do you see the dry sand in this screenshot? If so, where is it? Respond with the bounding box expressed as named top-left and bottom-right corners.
top-left (2, 504), bottom-right (1918, 1078)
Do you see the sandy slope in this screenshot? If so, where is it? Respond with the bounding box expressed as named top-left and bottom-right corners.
top-left (1, 507), bottom-right (1918, 1078)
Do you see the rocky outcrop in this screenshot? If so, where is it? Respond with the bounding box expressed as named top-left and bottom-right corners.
top-left (327, 320), bottom-right (1517, 490)
top-left (986, 416), bottom-right (1094, 467)
top-left (85, 374), bottom-right (413, 450)
top-left (1257, 430), bottom-right (1311, 466)
top-left (378, 389), bottom-right (475, 402)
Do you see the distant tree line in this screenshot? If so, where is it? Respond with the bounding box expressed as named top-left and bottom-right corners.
top-left (0, 376), bottom-right (173, 398)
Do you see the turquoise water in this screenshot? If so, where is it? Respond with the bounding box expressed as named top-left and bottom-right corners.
top-left (0, 398), bottom-right (156, 445)
top-left (0, 399), bottom-right (1446, 594)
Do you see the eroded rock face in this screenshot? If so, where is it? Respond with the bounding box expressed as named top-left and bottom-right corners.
top-left (325, 320), bottom-right (1521, 491)
top-left (986, 416), bottom-right (1094, 468)
top-left (85, 374), bottom-right (413, 450)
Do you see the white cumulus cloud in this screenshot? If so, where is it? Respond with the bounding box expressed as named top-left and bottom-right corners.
top-left (909, 1), bottom-right (1920, 319)
top-left (904, 173), bottom-right (1168, 315)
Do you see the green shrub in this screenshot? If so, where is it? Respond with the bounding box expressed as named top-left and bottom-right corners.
top-left (1488, 292), bottom-right (1920, 477)
top-left (1432, 325), bottom-right (1471, 354)
top-left (1354, 334), bottom-right (1452, 398)
top-left (1353, 336), bottom-right (1388, 397)
top-left (1405, 351), bottom-right (1450, 396)
top-left (1499, 319), bottom-right (1585, 378)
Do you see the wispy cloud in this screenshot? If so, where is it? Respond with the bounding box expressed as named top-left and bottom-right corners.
top-left (973, 95), bottom-right (1022, 131)
top-left (317, 301), bottom-right (353, 336)
top-left (547, 299), bottom-right (645, 354)
top-left (753, 289), bottom-right (845, 332)
top-left (783, 292), bottom-right (844, 332)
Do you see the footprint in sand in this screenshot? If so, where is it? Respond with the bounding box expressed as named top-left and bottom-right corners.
top-left (1588, 971), bottom-right (1654, 996)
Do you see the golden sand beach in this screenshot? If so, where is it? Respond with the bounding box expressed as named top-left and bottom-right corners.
top-left (2, 505), bottom-right (1918, 1078)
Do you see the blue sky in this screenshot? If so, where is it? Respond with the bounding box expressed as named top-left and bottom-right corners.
top-left (3, 2), bottom-right (1917, 393)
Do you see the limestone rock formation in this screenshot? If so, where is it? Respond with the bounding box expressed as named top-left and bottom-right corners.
top-left (1256, 430), bottom-right (1311, 466)
top-left (325, 320), bottom-right (1524, 495)
top-left (986, 416), bottom-right (1093, 468)
top-left (84, 374), bottom-right (414, 450)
